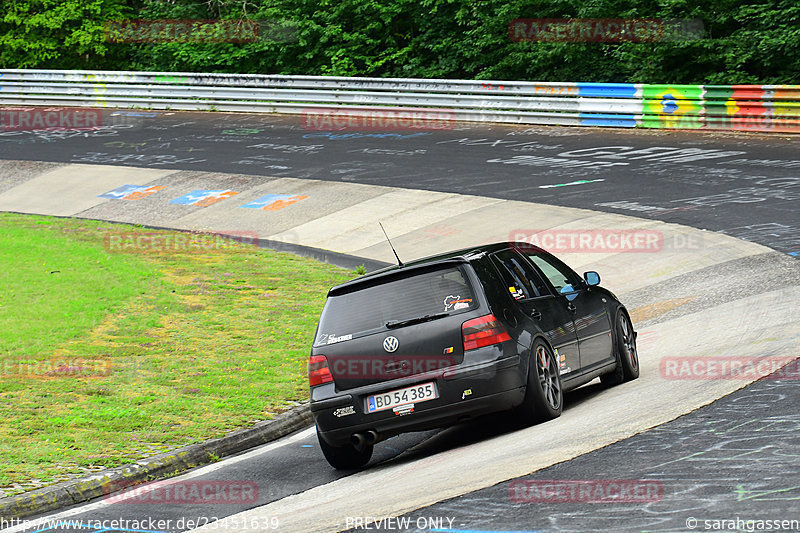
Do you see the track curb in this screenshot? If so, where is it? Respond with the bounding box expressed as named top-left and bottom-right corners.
top-left (0, 403), bottom-right (313, 521)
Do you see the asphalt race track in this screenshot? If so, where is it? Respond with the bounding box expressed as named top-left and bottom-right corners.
top-left (1, 111), bottom-right (799, 255)
top-left (372, 368), bottom-right (800, 533)
top-left (0, 111), bottom-right (798, 533)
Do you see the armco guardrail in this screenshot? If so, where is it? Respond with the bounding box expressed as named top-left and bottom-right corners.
top-left (1, 69), bottom-right (798, 132)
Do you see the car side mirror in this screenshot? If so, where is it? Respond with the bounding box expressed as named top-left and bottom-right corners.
top-left (584, 271), bottom-right (601, 287)
top-left (559, 284), bottom-right (579, 301)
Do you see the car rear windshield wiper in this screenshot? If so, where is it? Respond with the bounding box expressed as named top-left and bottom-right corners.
top-left (386, 312), bottom-right (449, 329)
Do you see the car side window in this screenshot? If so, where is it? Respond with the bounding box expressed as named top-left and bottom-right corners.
top-left (525, 252), bottom-right (582, 293)
top-left (491, 249), bottom-right (548, 300)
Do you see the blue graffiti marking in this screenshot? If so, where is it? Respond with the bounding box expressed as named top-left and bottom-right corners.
top-left (170, 190), bottom-right (236, 206)
top-left (578, 113), bottom-right (636, 128)
top-left (577, 83), bottom-right (637, 98)
top-left (239, 193), bottom-right (307, 210)
top-left (661, 94), bottom-right (679, 114)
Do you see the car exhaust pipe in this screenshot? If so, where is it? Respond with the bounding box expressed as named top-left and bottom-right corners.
top-left (351, 433), bottom-right (367, 451)
top-left (365, 430), bottom-right (379, 445)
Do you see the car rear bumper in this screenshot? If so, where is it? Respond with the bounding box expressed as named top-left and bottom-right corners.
top-left (312, 354), bottom-right (525, 447)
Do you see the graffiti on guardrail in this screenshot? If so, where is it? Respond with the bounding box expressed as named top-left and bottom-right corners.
top-left (641, 86), bottom-right (704, 128)
top-left (2, 70), bottom-right (798, 133)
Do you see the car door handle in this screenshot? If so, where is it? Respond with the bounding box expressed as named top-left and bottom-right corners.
top-left (530, 309), bottom-right (542, 320)
top-left (566, 302), bottom-right (576, 313)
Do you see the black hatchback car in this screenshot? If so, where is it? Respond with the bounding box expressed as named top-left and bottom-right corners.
top-left (309, 242), bottom-right (639, 469)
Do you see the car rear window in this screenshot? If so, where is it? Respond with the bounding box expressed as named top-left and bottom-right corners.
top-left (314, 265), bottom-right (478, 347)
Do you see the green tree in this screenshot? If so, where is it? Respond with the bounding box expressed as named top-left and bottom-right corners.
top-left (1, 0), bottom-right (797, 84)
top-left (0, 0), bottom-right (132, 69)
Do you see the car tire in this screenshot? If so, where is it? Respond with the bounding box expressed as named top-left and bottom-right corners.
top-left (317, 428), bottom-right (373, 470)
top-left (516, 339), bottom-right (563, 424)
top-left (601, 309), bottom-right (640, 385)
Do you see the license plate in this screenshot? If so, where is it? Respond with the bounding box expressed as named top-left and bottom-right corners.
top-left (366, 382), bottom-right (437, 413)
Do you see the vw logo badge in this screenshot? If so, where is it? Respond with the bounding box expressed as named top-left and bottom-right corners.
top-left (383, 336), bottom-right (399, 353)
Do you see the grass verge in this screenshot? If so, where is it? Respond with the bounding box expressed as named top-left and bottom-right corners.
top-left (0, 213), bottom-right (355, 494)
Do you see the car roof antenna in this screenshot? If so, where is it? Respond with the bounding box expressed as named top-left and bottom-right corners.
top-left (379, 222), bottom-right (403, 267)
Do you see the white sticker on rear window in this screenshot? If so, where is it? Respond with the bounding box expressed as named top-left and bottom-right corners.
top-left (326, 334), bottom-right (352, 344)
top-left (443, 294), bottom-right (460, 310)
top-left (444, 295), bottom-right (473, 311)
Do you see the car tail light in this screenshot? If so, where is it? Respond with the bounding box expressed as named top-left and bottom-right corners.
top-left (309, 355), bottom-right (334, 387)
top-left (462, 314), bottom-right (512, 351)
